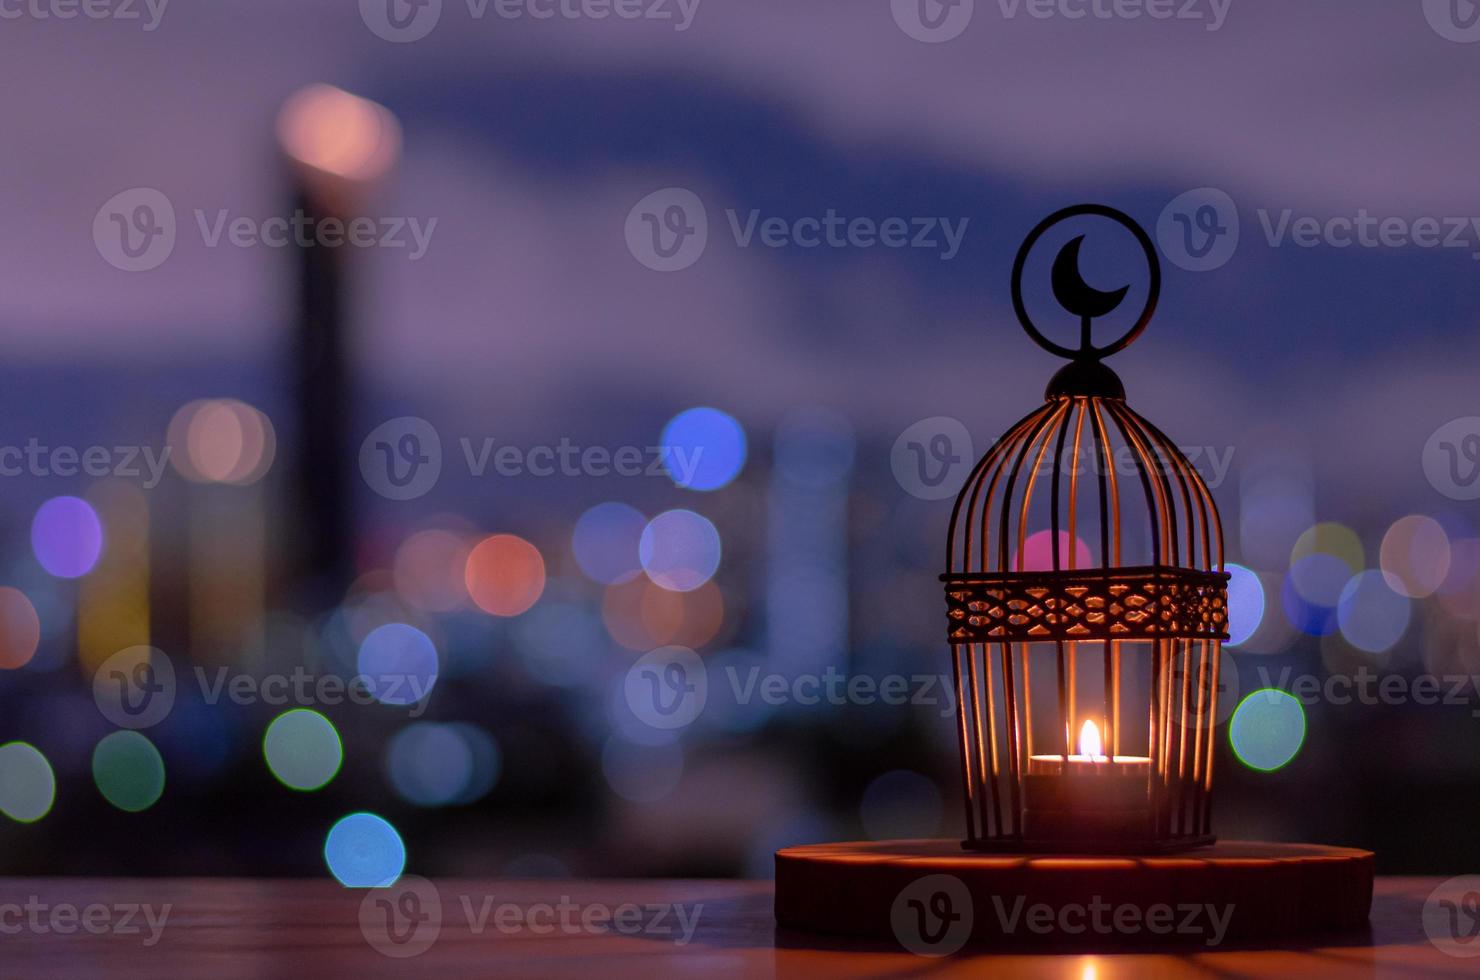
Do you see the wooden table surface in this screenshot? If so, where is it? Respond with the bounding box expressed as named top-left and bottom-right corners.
top-left (0, 876), bottom-right (1470, 978)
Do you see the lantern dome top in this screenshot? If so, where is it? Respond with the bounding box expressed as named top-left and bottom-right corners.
top-left (945, 205), bottom-right (1227, 643)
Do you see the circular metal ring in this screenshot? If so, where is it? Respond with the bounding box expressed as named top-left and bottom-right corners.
top-left (1010, 203), bottom-right (1161, 361)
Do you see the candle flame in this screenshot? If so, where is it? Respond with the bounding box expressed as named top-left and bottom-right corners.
top-left (1078, 720), bottom-right (1104, 760)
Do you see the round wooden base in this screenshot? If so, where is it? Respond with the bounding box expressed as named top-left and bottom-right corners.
top-left (775, 839), bottom-right (1373, 949)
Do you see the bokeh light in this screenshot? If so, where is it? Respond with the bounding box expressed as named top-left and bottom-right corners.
top-left (0, 742), bottom-right (55, 823)
top-left (639, 510), bottom-right (721, 592)
top-left (1229, 689), bottom-right (1306, 772)
top-left (31, 496), bottom-right (103, 579)
top-left (465, 534), bottom-right (546, 617)
top-left (356, 623), bottom-right (439, 707)
top-left (393, 528), bottom-right (472, 612)
top-left (1289, 522), bottom-right (1363, 605)
top-left (167, 398), bottom-right (276, 485)
top-left (263, 709), bottom-right (343, 792)
top-left (1337, 570), bottom-right (1410, 654)
top-left (571, 503), bottom-right (646, 585)
top-left (323, 812), bottom-right (406, 887)
top-left (661, 407), bottom-right (747, 491)
top-left (386, 723), bottom-right (472, 807)
top-left (92, 731), bottom-right (166, 812)
top-left (0, 587), bottom-right (41, 668)
top-left (1281, 564), bottom-right (1339, 636)
top-left (1017, 530), bottom-right (1093, 571)
top-left (602, 577), bottom-right (725, 651)
top-left (279, 84), bottom-right (401, 183)
top-left (1224, 563), bottom-right (1264, 647)
top-left (1379, 515), bottom-right (1450, 599)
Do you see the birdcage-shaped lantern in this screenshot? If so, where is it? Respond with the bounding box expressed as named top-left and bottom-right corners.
top-left (944, 205), bottom-right (1229, 853)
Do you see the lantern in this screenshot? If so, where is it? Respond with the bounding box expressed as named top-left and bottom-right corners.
top-left (943, 204), bottom-right (1229, 853)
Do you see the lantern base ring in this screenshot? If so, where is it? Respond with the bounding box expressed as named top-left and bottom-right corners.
top-left (775, 839), bottom-right (1373, 948)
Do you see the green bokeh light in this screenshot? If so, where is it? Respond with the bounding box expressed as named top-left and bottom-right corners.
top-left (0, 742), bottom-right (55, 823)
top-left (1229, 688), bottom-right (1306, 772)
top-left (263, 709), bottom-right (343, 792)
top-left (92, 731), bottom-right (166, 812)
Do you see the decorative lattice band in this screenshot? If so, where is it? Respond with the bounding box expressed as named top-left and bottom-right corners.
top-left (942, 566), bottom-right (1230, 643)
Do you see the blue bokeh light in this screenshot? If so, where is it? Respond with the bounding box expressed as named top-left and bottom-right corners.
top-left (1225, 563), bottom-right (1265, 646)
top-left (356, 623), bottom-right (439, 707)
top-left (324, 812), bottom-right (406, 887)
top-left (571, 502), bottom-right (646, 585)
top-left (661, 407), bottom-right (747, 491)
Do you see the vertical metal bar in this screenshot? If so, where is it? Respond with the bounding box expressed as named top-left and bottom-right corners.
top-left (981, 642), bottom-right (1003, 837)
top-left (1203, 640), bottom-right (1222, 836)
top-left (965, 641), bottom-right (996, 837)
top-left (952, 644), bottom-right (978, 843)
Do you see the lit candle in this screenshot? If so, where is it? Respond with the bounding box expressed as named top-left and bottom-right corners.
top-left (1028, 720), bottom-right (1151, 774)
top-left (1023, 721), bottom-right (1153, 846)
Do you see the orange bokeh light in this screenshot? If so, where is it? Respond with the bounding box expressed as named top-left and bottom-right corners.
top-left (602, 577), bottom-right (724, 651)
top-left (465, 534), bottom-right (546, 618)
top-left (0, 587), bottom-right (41, 669)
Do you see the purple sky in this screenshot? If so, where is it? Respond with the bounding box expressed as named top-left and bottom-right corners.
top-left (3, 0), bottom-right (1478, 520)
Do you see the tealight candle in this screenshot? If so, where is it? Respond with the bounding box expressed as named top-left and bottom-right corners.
top-left (1023, 721), bottom-right (1153, 844)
